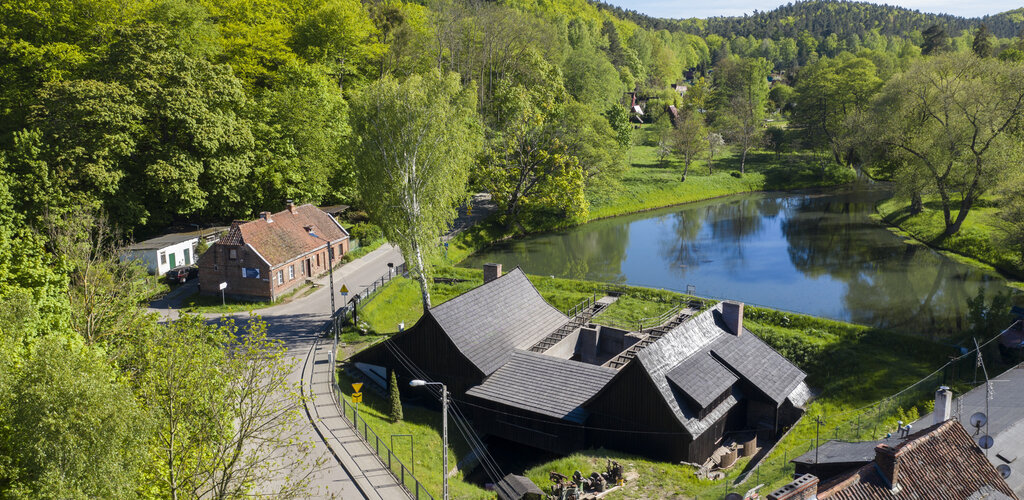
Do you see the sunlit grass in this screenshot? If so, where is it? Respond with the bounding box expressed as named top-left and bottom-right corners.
top-left (876, 195), bottom-right (1022, 280)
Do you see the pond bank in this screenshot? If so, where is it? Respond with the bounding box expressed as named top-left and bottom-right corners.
top-left (874, 197), bottom-right (1024, 289)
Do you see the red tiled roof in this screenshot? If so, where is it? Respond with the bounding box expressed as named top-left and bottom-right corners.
top-left (220, 205), bottom-right (348, 268)
top-left (818, 419), bottom-right (1019, 500)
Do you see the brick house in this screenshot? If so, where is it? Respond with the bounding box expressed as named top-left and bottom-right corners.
top-left (198, 202), bottom-right (349, 301)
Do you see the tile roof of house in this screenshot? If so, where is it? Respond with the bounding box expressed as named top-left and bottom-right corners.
top-left (916, 366), bottom-right (1024, 497)
top-left (495, 474), bottom-right (543, 500)
top-left (125, 226), bottom-right (230, 250)
top-left (817, 420), bottom-right (1019, 500)
top-left (635, 303), bottom-right (807, 438)
top-left (466, 350), bottom-right (618, 423)
top-left (429, 267), bottom-right (569, 376)
top-left (217, 204), bottom-right (347, 268)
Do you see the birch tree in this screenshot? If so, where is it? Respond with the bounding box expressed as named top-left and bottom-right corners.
top-left (350, 70), bottom-right (481, 308)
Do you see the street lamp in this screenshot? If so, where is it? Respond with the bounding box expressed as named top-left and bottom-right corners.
top-left (306, 226), bottom-right (338, 354)
top-left (410, 379), bottom-right (448, 500)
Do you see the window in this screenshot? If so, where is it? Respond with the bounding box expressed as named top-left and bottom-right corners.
top-left (316, 253), bottom-right (321, 266)
top-left (276, 270), bottom-right (284, 285)
top-left (160, 251), bottom-right (167, 264)
top-left (288, 265), bottom-right (295, 280)
top-left (229, 248), bottom-right (237, 260)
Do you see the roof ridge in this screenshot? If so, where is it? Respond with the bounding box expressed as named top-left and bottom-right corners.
top-left (893, 419), bottom-right (958, 455)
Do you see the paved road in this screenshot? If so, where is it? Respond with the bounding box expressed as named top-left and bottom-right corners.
top-left (150, 243), bottom-right (407, 499)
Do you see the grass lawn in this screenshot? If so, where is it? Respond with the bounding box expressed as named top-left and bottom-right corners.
top-left (876, 196), bottom-right (1024, 283)
top-left (347, 268), bottom-right (974, 497)
top-left (587, 145), bottom-right (854, 221)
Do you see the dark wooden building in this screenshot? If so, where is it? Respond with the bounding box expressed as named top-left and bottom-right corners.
top-left (353, 266), bottom-right (809, 464)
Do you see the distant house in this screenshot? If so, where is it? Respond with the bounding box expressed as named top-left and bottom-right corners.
top-left (121, 227), bottom-right (226, 275)
top-left (771, 419), bottom-right (1019, 500)
top-left (353, 264), bottom-right (808, 464)
top-left (197, 202), bottom-right (349, 301)
top-left (667, 105), bottom-right (681, 127)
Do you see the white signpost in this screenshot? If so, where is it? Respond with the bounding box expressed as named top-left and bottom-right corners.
top-left (219, 282), bottom-right (227, 306)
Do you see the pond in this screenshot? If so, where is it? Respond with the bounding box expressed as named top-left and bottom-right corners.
top-left (462, 185), bottom-right (1017, 334)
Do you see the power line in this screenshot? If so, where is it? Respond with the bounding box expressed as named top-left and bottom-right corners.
top-left (382, 341), bottom-right (508, 485)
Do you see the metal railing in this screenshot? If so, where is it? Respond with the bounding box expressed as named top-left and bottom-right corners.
top-left (334, 382), bottom-right (435, 500)
top-left (328, 263), bottom-right (408, 336)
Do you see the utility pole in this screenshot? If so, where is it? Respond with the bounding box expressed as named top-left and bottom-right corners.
top-left (815, 415), bottom-right (823, 464)
top-left (442, 384), bottom-right (449, 500)
top-left (306, 226), bottom-right (337, 347)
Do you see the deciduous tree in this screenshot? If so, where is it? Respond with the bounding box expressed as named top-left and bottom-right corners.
top-left (864, 53), bottom-right (1024, 239)
top-left (350, 70), bottom-right (481, 308)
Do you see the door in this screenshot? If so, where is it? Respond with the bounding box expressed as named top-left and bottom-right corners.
top-left (184, 248), bottom-right (191, 266)
top-left (305, 259), bottom-right (311, 277)
top-left (169, 252), bottom-right (176, 269)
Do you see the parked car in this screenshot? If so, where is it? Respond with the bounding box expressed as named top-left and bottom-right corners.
top-left (166, 265), bottom-right (199, 284)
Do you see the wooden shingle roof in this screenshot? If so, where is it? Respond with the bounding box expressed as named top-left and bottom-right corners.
top-left (495, 474), bottom-right (543, 500)
top-left (636, 303), bottom-right (807, 438)
top-left (817, 420), bottom-right (1019, 500)
top-left (219, 204), bottom-right (348, 268)
top-left (666, 351), bottom-right (738, 410)
top-left (466, 350), bottom-right (618, 423)
top-left (429, 268), bottom-right (568, 376)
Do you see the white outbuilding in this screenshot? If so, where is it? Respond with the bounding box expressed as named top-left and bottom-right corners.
top-left (121, 227), bottom-right (226, 275)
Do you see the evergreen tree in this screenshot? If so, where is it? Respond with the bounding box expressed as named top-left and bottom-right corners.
top-left (972, 25), bottom-right (993, 58)
top-left (921, 24), bottom-right (949, 55)
top-left (389, 370), bottom-right (403, 422)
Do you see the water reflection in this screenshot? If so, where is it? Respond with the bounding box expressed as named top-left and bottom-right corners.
top-left (463, 186), bottom-right (1017, 334)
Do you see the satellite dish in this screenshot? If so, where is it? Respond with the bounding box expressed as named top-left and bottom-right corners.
top-left (978, 435), bottom-right (995, 449)
top-left (998, 464), bottom-right (1012, 479)
top-left (970, 412), bottom-right (988, 428)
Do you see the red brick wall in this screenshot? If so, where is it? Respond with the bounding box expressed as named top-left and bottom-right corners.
top-left (198, 243), bottom-right (273, 300)
top-left (264, 239), bottom-right (349, 299)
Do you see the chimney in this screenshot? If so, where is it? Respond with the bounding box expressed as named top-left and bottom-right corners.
top-left (259, 211), bottom-right (273, 223)
top-left (483, 263), bottom-right (502, 284)
top-left (874, 444), bottom-right (900, 490)
top-left (286, 199), bottom-right (296, 214)
top-left (934, 386), bottom-right (952, 425)
top-left (766, 474), bottom-right (818, 500)
top-left (722, 301), bottom-right (744, 336)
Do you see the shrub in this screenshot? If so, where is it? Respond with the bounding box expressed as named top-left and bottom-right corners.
top-left (350, 222), bottom-right (384, 243)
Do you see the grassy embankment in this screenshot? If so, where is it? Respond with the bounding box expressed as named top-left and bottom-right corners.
top-left (875, 196), bottom-right (1024, 287)
top-left (344, 268), bottom-right (962, 498)
top-left (446, 143), bottom-right (855, 264)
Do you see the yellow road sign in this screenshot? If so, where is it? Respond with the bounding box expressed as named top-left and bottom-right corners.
top-left (352, 392), bottom-right (363, 404)
top-left (340, 284), bottom-right (349, 294)
top-left (351, 382), bottom-right (363, 392)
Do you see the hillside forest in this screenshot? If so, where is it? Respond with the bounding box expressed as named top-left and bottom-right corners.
top-left (2, 0), bottom-right (1024, 497)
